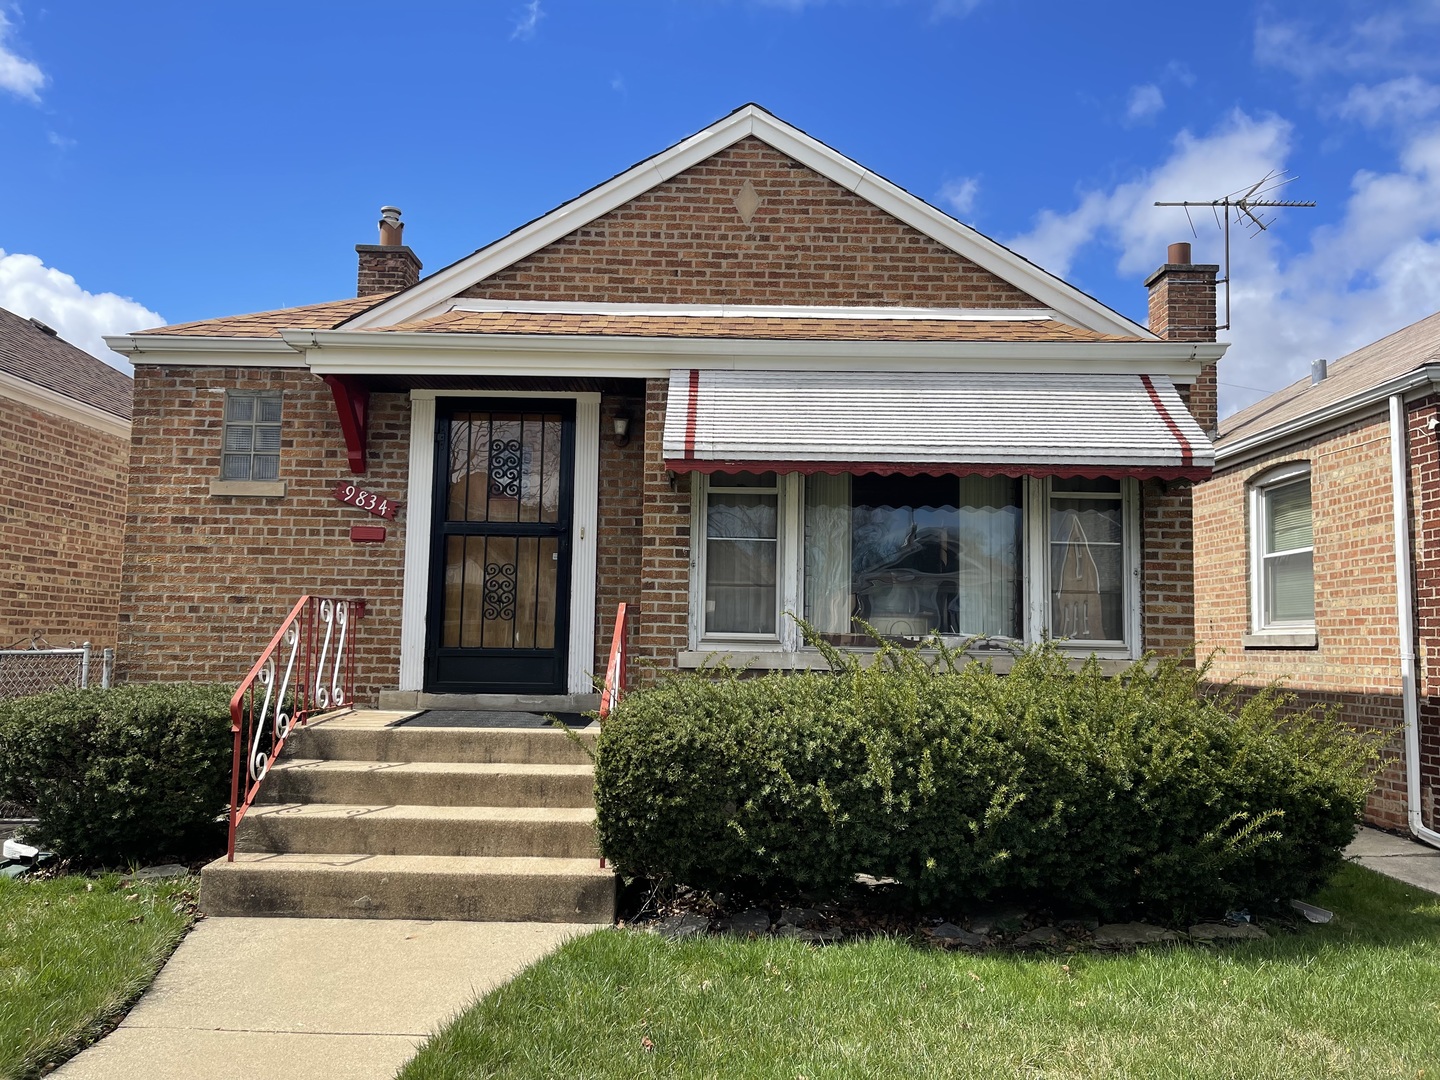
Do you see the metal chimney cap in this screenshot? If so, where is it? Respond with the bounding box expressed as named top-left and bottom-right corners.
top-left (1311, 358), bottom-right (1328, 386)
top-left (379, 206), bottom-right (402, 225)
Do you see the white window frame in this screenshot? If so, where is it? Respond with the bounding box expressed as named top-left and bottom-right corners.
top-left (689, 471), bottom-right (1140, 657)
top-left (1249, 461), bottom-right (1314, 635)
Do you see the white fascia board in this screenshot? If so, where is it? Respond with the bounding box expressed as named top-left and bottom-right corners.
top-left (345, 104), bottom-right (1156, 341)
top-left (447, 298), bottom-right (1062, 321)
top-left (103, 335), bottom-right (308, 368)
top-left (0, 368), bottom-right (131, 440)
top-left (288, 329), bottom-right (1224, 380)
top-left (1215, 364), bottom-right (1440, 466)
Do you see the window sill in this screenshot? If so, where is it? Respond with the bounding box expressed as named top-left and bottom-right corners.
top-left (210, 479), bottom-right (287, 498)
top-left (1242, 631), bottom-right (1318, 649)
top-left (678, 647), bottom-right (1146, 675)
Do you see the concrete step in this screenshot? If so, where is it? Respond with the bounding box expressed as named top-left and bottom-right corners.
top-left (377, 691), bottom-right (602, 713)
top-left (200, 853), bottom-right (615, 923)
top-left (286, 720), bottom-right (598, 766)
top-left (262, 760), bottom-right (595, 809)
top-left (236, 803), bottom-right (600, 859)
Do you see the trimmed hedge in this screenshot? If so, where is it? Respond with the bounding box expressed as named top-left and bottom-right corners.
top-left (0, 683), bottom-right (233, 866)
top-left (594, 640), bottom-right (1380, 920)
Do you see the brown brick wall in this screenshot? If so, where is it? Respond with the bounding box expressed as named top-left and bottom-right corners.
top-left (633, 378), bottom-right (691, 679)
top-left (1141, 480), bottom-right (1196, 659)
top-left (1193, 408), bottom-right (1416, 827)
top-left (0, 395), bottom-right (128, 651)
top-left (356, 245), bottom-right (422, 297)
top-left (118, 366), bottom-right (410, 703)
top-left (463, 137), bottom-right (1039, 309)
top-left (594, 390), bottom-right (647, 677)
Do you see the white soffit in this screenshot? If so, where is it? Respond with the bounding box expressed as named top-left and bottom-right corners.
top-left (661, 368), bottom-right (1213, 479)
top-left (345, 105), bottom-right (1155, 340)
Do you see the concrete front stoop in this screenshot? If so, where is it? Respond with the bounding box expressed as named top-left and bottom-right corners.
top-left (200, 711), bottom-right (615, 924)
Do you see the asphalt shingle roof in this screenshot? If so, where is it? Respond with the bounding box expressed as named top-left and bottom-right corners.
top-left (1218, 310), bottom-right (1440, 448)
top-left (0, 307), bottom-right (133, 420)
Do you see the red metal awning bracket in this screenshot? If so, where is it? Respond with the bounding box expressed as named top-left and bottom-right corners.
top-left (323, 374), bottom-right (369, 475)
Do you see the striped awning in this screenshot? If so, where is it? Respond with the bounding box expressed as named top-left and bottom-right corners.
top-left (661, 369), bottom-right (1213, 480)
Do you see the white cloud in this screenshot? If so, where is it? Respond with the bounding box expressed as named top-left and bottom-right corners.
top-left (1010, 110), bottom-right (1291, 280)
top-left (0, 9), bottom-right (44, 102)
top-left (938, 175), bottom-right (979, 216)
top-left (1125, 84), bottom-right (1165, 125)
top-left (0, 250), bottom-right (163, 371)
top-left (46, 130), bottom-right (74, 150)
top-left (1003, 108), bottom-right (1440, 418)
top-left (1337, 76), bottom-right (1440, 128)
top-left (1255, 6), bottom-right (1440, 80)
top-left (511, 0), bottom-right (543, 41)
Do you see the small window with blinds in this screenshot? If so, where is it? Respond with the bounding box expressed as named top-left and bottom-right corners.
top-left (1251, 464), bottom-right (1314, 631)
top-left (221, 391), bottom-right (283, 481)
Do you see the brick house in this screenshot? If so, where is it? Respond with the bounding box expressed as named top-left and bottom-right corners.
top-left (105, 105), bottom-right (1226, 707)
top-left (0, 306), bottom-right (132, 654)
top-left (1193, 312), bottom-right (1440, 842)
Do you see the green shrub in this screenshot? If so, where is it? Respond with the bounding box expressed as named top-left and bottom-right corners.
top-left (0, 683), bottom-right (234, 866)
top-left (594, 639), bottom-right (1380, 920)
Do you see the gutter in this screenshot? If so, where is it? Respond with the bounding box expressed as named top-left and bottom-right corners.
top-left (1389, 393), bottom-right (1440, 850)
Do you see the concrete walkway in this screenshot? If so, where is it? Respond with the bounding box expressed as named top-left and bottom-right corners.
top-left (53, 917), bottom-right (595, 1080)
top-left (1347, 825), bottom-right (1440, 894)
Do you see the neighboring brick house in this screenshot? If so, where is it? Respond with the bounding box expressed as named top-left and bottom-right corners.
top-left (0, 306), bottom-right (132, 652)
top-left (1193, 312), bottom-right (1440, 840)
top-left (106, 104), bottom-right (1226, 707)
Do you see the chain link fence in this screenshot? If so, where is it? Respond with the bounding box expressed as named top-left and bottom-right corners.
top-left (0, 644), bottom-right (113, 702)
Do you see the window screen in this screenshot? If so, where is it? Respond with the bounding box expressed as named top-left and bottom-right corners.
top-left (222, 392), bottom-right (282, 481)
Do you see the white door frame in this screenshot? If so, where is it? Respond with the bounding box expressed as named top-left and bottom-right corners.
top-left (398, 390), bottom-right (601, 694)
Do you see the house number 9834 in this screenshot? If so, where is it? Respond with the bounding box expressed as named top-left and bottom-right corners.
top-left (335, 481), bottom-right (399, 519)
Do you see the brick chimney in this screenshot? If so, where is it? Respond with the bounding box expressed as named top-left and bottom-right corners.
top-left (1144, 241), bottom-right (1219, 434)
top-left (356, 206), bottom-right (422, 297)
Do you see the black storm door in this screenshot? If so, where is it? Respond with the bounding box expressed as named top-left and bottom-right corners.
top-left (425, 400), bottom-right (575, 694)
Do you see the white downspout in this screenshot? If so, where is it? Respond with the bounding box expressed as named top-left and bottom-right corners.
top-left (1389, 393), bottom-right (1440, 849)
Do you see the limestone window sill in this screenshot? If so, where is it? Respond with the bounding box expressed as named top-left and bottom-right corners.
top-left (209, 480), bottom-right (287, 498)
top-left (1241, 630), bottom-right (1318, 649)
top-left (678, 647), bottom-right (1145, 676)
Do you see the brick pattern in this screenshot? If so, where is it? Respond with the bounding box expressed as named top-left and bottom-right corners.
top-left (1193, 409), bottom-right (1418, 827)
top-left (356, 246), bottom-right (421, 298)
top-left (463, 137), bottom-right (1039, 309)
top-left (118, 367), bottom-right (410, 703)
top-left (0, 395), bottom-right (128, 650)
top-left (633, 378), bottom-right (692, 678)
top-left (1146, 261), bottom-right (1219, 434)
top-left (594, 391), bottom-right (646, 678)
top-left (1141, 481), bottom-right (1196, 659)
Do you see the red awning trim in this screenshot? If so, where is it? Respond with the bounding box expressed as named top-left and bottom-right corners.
top-left (663, 458), bottom-right (1212, 481)
top-left (1140, 373), bottom-right (1193, 468)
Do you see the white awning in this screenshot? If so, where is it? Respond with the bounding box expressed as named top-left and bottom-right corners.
top-left (662, 368), bottom-right (1213, 480)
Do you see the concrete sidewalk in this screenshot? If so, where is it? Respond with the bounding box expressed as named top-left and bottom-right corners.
top-left (52, 917), bottom-right (595, 1080)
top-left (1346, 826), bottom-right (1440, 894)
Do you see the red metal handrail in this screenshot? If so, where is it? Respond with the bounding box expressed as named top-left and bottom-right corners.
top-left (226, 596), bottom-right (364, 859)
top-left (598, 602), bottom-right (634, 720)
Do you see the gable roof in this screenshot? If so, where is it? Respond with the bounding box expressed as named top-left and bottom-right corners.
top-left (1217, 310), bottom-right (1440, 458)
top-left (0, 306), bottom-right (133, 420)
top-left (341, 104), bottom-right (1156, 340)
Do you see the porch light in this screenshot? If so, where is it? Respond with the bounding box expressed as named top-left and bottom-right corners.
top-left (611, 406), bottom-right (634, 447)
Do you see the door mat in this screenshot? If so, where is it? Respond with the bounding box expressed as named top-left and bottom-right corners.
top-left (400, 710), bottom-right (591, 729)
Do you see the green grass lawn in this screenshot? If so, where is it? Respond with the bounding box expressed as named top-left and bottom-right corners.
top-left (400, 864), bottom-right (1440, 1080)
top-left (0, 872), bottom-right (198, 1080)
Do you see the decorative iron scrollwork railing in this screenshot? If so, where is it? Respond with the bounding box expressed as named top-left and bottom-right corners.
top-left (227, 596), bottom-right (364, 859)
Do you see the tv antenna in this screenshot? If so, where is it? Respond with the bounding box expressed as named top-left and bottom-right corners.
top-left (1154, 171), bottom-right (1315, 331)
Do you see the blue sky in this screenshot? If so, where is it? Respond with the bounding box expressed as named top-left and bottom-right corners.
top-left (3, 1), bottom-right (1440, 418)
